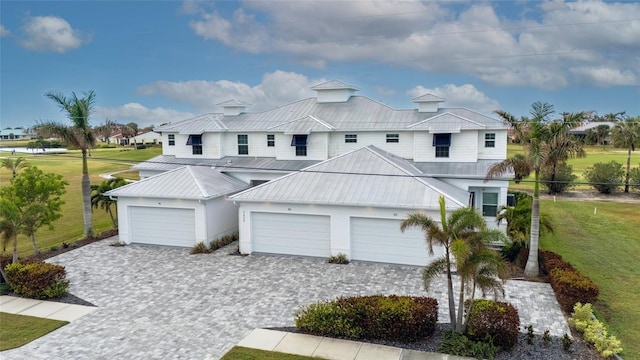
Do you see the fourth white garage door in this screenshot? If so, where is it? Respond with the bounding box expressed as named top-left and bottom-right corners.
top-left (129, 206), bottom-right (196, 247)
top-left (251, 212), bottom-right (331, 258)
top-left (350, 217), bottom-right (443, 266)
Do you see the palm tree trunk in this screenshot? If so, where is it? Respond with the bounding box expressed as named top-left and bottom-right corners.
top-left (30, 233), bottom-right (40, 254)
top-left (525, 171), bottom-right (541, 277)
top-left (12, 233), bottom-right (18, 263)
top-left (107, 206), bottom-right (116, 228)
top-left (625, 147), bottom-right (631, 193)
top-left (445, 248), bottom-right (457, 327)
top-left (81, 150), bottom-right (93, 238)
top-left (456, 279), bottom-right (465, 332)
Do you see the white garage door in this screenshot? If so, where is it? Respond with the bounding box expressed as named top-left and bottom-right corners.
top-left (252, 212), bottom-right (330, 257)
top-left (129, 207), bottom-right (196, 247)
top-left (351, 217), bottom-right (443, 266)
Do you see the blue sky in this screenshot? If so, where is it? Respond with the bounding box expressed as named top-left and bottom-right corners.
top-left (1, 0), bottom-right (639, 129)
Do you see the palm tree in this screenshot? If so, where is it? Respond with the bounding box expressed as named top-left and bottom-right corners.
top-left (1, 157), bottom-right (29, 178)
top-left (400, 196), bottom-right (504, 331)
top-left (0, 196), bottom-right (22, 263)
top-left (39, 90), bottom-right (97, 238)
top-left (91, 177), bottom-right (127, 228)
top-left (544, 112), bottom-right (587, 194)
top-left (595, 124), bottom-right (611, 146)
top-left (121, 122), bottom-right (139, 148)
top-left (486, 102), bottom-right (555, 277)
top-left (95, 118), bottom-right (119, 144)
top-left (496, 196), bottom-right (554, 240)
top-left (611, 117), bottom-right (640, 193)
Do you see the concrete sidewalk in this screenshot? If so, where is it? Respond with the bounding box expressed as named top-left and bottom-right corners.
top-left (0, 295), bottom-right (96, 322)
top-left (237, 329), bottom-right (472, 360)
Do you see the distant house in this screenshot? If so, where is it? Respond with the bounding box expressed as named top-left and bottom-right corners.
top-left (109, 131), bottom-right (161, 146)
top-left (569, 122), bottom-right (617, 144)
top-left (0, 128), bottom-right (35, 140)
top-left (107, 80), bottom-right (510, 266)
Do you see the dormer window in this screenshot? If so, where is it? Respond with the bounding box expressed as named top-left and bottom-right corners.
top-left (345, 134), bottom-right (357, 143)
top-left (433, 133), bottom-right (451, 158)
top-left (168, 134), bottom-right (175, 146)
top-left (291, 135), bottom-right (308, 156)
top-left (186, 135), bottom-right (202, 155)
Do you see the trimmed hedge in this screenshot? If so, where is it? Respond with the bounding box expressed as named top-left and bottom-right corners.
top-left (295, 295), bottom-right (438, 342)
top-left (465, 299), bottom-right (520, 350)
top-left (4, 261), bottom-right (69, 299)
top-left (540, 250), bottom-right (599, 313)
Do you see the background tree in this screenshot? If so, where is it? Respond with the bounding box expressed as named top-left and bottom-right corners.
top-left (39, 90), bottom-right (96, 238)
top-left (595, 124), bottom-right (611, 146)
top-left (91, 177), bottom-right (127, 228)
top-left (1, 157), bottom-right (30, 178)
top-left (544, 113), bottom-right (587, 194)
top-left (0, 194), bottom-right (23, 263)
top-left (584, 161), bottom-right (625, 194)
top-left (10, 166), bottom-right (67, 254)
top-left (611, 117), bottom-right (640, 193)
top-left (121, 122), bottom-right (139, 148)
top-left (95, 119), bottom-right (119, 144)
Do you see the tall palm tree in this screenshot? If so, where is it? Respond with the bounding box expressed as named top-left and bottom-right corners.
top-left (544, 112), bottom-right (587, 194)
top-left (486, 102), bottom-right (555, 277)
top-left (120, 122), bottom-right (139, 148)
top-left (401, 196), bottom-right (499, 331)
top-left (1, 157), bottom-right (29, 178)
top-left (91, 177), bottom-right (127, 228)
top-left (611, 117), bottom-right (640, 193)
top-left (95, 118), bottom-right (119, 144)
top-left (39, 90), bottom-right (97, 238)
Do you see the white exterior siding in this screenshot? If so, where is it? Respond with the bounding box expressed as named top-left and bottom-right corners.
top-left (161, 133), bottom-right (177, 156)
top-left (478, 131), bottom-right (507, 159)
top-left (328, 132), bottom-right (414, 159)
top-left (414, 131), bottom-right (478, 162)
top-left (236, 201), bottom-right (440, 262)
top-left (204, 195), bottom-right (240, 242)
top-left (275, 133), bottom-right (328, 160)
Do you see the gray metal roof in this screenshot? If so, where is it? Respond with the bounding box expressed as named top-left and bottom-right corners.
top-left (153, 96), bottom-right (505, 133)
top-left (106, 166), bottom-right (248, 200)
top-left (217, 99), bottom-right (252, 107)
top-left (230, 145), bottom-right (469, 209)
top-left (412, 94), bottom-right (445, 103)
top-left (408, 112), bottom-right (486, 132)
top-left (569, 121), bottom-right (617, 133)
top-left (411, 159), bottom-right (509, 178)
top-left (311, 80), bottom-right (359, 90)
top-left (268, 115), bottom-right (336, 134)
top-left (132, 155), bottom-right (320, 173)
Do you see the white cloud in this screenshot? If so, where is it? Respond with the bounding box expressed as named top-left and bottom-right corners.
top-left (137, 70), bottom-right (326, 112)
top-left (20, 15), bottom-right (90, 53)
top-left (407, 84), bottom-right (501, 115)
top-left (185, 0), bottom-right (640, 89)
top-left (95, 103), bottom-right (194, 128)
top-left (0, 24), bottom-right (10, 37)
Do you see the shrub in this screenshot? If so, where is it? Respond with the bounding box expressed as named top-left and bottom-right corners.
top-left (584, 161), bottom-right (624, 194)
top-left (209, 232), bottom-right (239, 252)
top-left (569, 303), bottom-right (623, 357)
top-left (295, 295), bottom-right (438, 342)
top-left (327, 253), bottom-right (349, 264)
top-left (539, 250), bottom-right (565, 275)
top-left (465, 299), bottom-right (520, 350)
top-left (500, 240), bottom-right (525, 263)
top-left (190, 242), bottom-right (210, 255)
top-left (4, 261), bottom-right (69, 299)
top-left (0, 282), bottom-right (11, 295)
top-left (541, 162), bottom-right (576, 194)
top-left (437, 330), bottom-right (499, 360)
top-left (630, 165), bottom-right (640, 191)
top-left (562, 333), bottom-right (573, 352)
top-left (549, 269), bottom-right (599, 313)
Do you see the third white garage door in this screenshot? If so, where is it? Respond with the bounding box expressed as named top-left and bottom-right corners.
top-left (350, 217), bottom-right (443, 266)
top-left (129, 206), bottom-right (196, 247)
top-left (251, 212), bottom-right (331, 258)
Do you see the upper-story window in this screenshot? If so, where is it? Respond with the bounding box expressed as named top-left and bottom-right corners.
top-left (168, 134), bottom-right (175, 146)
top-left (238, 134), bottom-right (248, 155)
top-left (345, 134), bottom-right (357, 143)
top-left (267, 134), bottom-right (275, 147)
top-left (433, 133), bottom-right (451, 158)
top-left (186, 135), bottom-right (202, 155)
top-left (291, 134), bottom-right (308, 157)
top-left (386, 134), bottom-right (399, 143)
top-left (485, 133), bottom-right (496, 148)
top-left (482, 192), bottom-right (498, 217)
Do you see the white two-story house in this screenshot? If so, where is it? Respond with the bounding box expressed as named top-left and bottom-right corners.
top-left (107, 80), bottom-right (509, 266)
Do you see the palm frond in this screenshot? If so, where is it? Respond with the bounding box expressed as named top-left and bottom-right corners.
top-left (422, 257), bottom-right (448, 291)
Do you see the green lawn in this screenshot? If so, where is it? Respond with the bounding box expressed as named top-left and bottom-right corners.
top-left (221, 346), bottom-right (325, 360)
top-left (0, 146), bottom-right (161, 258)
top-left (539, 200), bottom-right (640, 359)
top-left (0, 312), bottom-right (69, 351)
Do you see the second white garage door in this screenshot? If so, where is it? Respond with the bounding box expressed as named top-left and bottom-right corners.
top-left (129, 206), bottom-right (196, 247)
top-left (251, 212), bottom-right (331, 257)
top-left (350, 217), bottom-right (443, 266)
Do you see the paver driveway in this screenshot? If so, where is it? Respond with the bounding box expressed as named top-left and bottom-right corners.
top-left (4, 237), bottom-right (569, 359)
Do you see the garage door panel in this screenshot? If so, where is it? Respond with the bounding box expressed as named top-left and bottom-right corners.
top-left (351, 217), bottom-right (442, 266)
top-left (252, 213), bottom-right (330, 257)
top-left (130, 207), bottom-right (196, 247)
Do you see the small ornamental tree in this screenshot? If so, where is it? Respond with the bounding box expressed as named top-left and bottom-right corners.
top-left (584, 161), bottom-right (624, 194)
